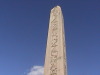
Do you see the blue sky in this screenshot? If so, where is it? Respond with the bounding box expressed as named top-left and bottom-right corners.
top-left (0, 0), bottom-right (100, 75)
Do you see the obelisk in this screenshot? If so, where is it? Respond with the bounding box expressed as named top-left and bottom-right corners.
top-left (44, 6), bottom-right (67, 75)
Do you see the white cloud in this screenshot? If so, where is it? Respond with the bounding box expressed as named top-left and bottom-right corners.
top-left (27, 66), bottom-right (44, 75)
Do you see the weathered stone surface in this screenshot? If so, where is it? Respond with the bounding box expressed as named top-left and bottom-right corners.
top-left (44, 6), bottom-right (67, 75)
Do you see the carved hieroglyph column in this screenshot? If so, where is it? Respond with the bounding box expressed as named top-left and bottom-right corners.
top-left (44, 6), bottom-right (67, 75)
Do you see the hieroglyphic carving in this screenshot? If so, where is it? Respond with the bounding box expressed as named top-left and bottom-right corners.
top-left (50, 8), bottom-right (59, 75)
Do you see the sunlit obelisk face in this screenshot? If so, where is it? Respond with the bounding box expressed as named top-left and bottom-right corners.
top-left (44, 6), bottom-right (67, 75)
